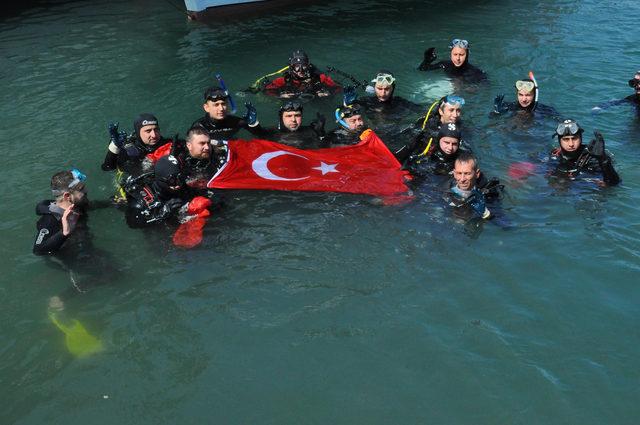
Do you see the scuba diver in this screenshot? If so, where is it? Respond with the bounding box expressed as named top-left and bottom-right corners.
top-left (122, 155), bottom-right (190, 228)
top-left (325, 103), bottom-right (367, 146)
top-left (191, 85), bottom-right (264, 142)
top-left (34, 169), bottom-right (116, 292)
top-left (403, 122), bottom-right (472, 178)
top-left (358, 71), bottom-right (423, 115)
top-left (102, 113), bottom-right (172, 176)
top-left (396, 95), bottom-right (466, 161)
top-left (34, 169), bottom-right (90, 256)
top-left (260, 49), bottom-right (340, 99)
top-left (417, 38), bottom-right (488, 84)
top-left (169, 126), bottom-right (227, 199)
top-left (593, 70), bottom-right (640, 113)
top-left (264, 100), bottom-right (326, 148)
top-left (492, 74), bottom-right (560, 119)
top-left (442, 152), bottom-right (503, 223)
top-left (102, 113), bottom-right (174, 202)
top-left (548, 119), bottom-right (620, 186)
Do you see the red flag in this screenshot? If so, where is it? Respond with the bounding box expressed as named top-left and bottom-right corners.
top-left (207, 130), bottom-right (411, 196)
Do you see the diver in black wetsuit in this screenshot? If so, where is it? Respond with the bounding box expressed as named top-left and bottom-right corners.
top-left (492, 77), bottom-right (560, 119)
top-left (122, 155), bottom-right (190, 228)
top-left (396, 95), bottom-right (466, 162)
top-left (548, 119), bottom-right (620, 186)
top-left (168, 126), bottom-right (227, 201)
top-left (101, 113), bottom-right (173, 176)
top-left (404, 122), bottom-right (472, 178)
top-left (417, 38), bottom-right (487, 84)
top-left (34, 169), bottom-right (116, 293)
top-left (357, 71), bottom-right (423, 117)
top-left (263, 101), bottom-right (326, 149)
top-left (261, 49), bottom-right (340, 99)
top-left (442, 152), bottom-right (503, 219)
top-left (33, 169), bottom-right (90, 256)
top-left (325, 103), bottom-right (367, 146)
top-left (191, 85), bottom-right (265, 142)
top-left (593, 70), bottom-right (640, 113)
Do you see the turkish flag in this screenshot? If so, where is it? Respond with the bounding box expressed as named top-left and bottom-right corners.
top-left (207, 130), bottom-right (411, 196)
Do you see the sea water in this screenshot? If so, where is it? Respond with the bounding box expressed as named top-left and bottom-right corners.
top-left (1, 0), bottom-right (639, 423)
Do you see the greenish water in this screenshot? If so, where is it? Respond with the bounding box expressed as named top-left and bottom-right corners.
top-left (2, 0), bottom-right (639, 423)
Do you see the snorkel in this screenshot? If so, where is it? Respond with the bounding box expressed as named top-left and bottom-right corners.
top-left (529, 70), bottom-right (539, 111)
top-left (215, 73), bottom-right (236, 114)
top-left (335, 108), bottom-right (350, 130)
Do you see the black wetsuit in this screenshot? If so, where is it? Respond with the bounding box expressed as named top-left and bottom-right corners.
top-left (418, 58), bottom-right (487, 84)
top-left (493, 101), bottom-right (560, 119)
top-left (264, 126), bottom-right (325, 149)
top-left (263, 65), bottom-right (339, 98)
top-left (441, 174), bottom-right (503, 221)
top-left (191, 115), bottom-right (265, 141)
top-left (101, 136), bottom-right (172, 176)
top-left (405, 140), bottom-right (472, 177)
top-left (325, 128), bottom-right (362, 146)
top-left (549, 145), bottom-right (620, 186)
top-left (595, 94), bottom-right (640, 114)
top-left (33, 201), bottom-right (87, 256)
top-left (123, 177), bottom-right (188, 228)
top-left (358, 95), bottom-right (423, 117)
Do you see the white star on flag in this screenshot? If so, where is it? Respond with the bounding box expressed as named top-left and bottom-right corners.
top-left (312, 162), bottom-right (339, 175)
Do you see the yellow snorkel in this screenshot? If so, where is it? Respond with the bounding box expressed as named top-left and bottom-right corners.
top-left (248, 65), bottom-right (290, 92)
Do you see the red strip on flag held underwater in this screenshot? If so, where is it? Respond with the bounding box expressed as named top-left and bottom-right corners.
top-left (207, 130), bottom-right (412, 196)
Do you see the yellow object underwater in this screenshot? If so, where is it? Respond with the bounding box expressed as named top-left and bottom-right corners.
top-left (250, 65), bottom-right (289, 91)
top-left (49, 311), bottom-right (103, 358)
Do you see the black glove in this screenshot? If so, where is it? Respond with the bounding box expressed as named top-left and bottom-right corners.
top-left (243, 102), bottom-right (259, 127)
top-left (418, 47), bottom-right (437, 70)
top-left (343, 85), bottom-right (357, 106)
top-left (161, 198), bottom-right (184, 218)
top-left (588, 130), bottom-right (606, 160)
top-left (310, 113), bottom-right (326, 136)
top-left (108, 122), bottom-right (127, 148)
top-left (493, 94), bottom-right (508, 114)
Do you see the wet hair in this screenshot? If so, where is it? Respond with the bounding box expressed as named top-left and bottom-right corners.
top-left (186, 126), bottom-right (210, 143)
top-left (454, 151), bottom-right (478, 170)
top-left (50, 171), bottom-right (75, 197)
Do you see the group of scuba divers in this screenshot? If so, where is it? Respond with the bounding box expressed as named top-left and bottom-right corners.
top-left (34, 40), bottom-right (638, 260)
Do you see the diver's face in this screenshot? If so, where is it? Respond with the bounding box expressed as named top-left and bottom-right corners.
top-left (453, 160), bottom-right (479, 191)
top-left (559, 134), bottom-right (582, 152)
top-left (440, 104), bottom-right (462, 124)
top-left (139, 124), bottom-right (161, 146)
top-left (450, 47), bottom-right (467, 67)
top-left (634, 74), bottom-right (640, 95)
top-left (439, 136), bottom-right (460, 155)
top-left (204, 99), bottom-right (228, 120)
top-left (374, 84), bottom-right (393, 102)
top-left (186, 133), bottom-right (211, 159)
top-left (281, 111), bottom-right (302, 131)
top-left (517, 90), bottom-right (535, 108)
top-left (345, 114), bottom-right (365, 132)
top-left (69, 184), bottom-right (88, 207)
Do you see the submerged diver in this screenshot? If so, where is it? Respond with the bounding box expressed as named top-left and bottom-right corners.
top-left (325, 103), bottom-right (367, 146)
top-left (417, 38), bottom-right (487, 83)
top-left (191, 85), bottom-right (264, 142)
top-left (262, 49), bottom-right (340, 99)
top-left (404, 122), bottom-right (472, 178)
top-left (548, 119), bottom-right (620, 186)
top-left (492, 75), bottom-right (560, 119)
top-left (264, 101), bottom-right (326, 148)
top-left (593, 70), bottom-right (640, 113)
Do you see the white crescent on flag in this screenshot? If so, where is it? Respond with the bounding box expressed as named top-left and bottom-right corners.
top-left (252, 151), bottom-right (310, 181)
